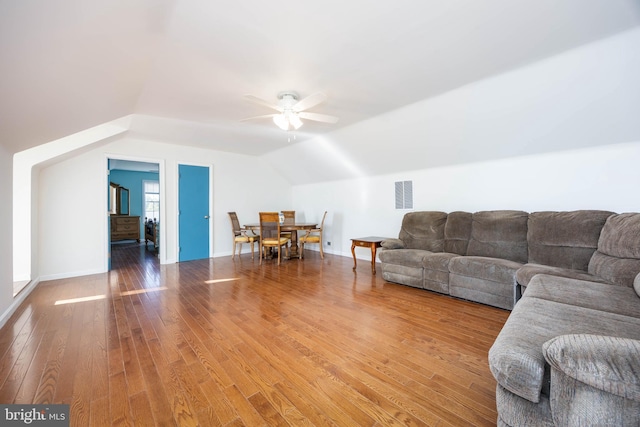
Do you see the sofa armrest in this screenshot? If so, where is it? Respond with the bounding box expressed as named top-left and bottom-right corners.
top-left (543, 334), bottom-right (640, 425)
top-left (381, 238), bottom-right (405, 249)
top-left (543, 334), bottom-right (640, 399)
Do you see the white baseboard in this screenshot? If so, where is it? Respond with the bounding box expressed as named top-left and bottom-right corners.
top-left (39, 267), bottom-right (106, 282)
top-left (0, 277), bottom-right (41, 330)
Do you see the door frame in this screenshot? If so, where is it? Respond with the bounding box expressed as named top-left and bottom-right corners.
top-left (176, 162), bottom-right (214, 261)
top-left (104, 154), bottom-right (167, 269)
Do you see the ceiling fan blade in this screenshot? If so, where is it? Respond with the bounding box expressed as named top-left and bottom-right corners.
top-left (243, 95), bottom-right (282, 112)
top-left (239, 114), bottom-right (279, 122)
top-left (298, 112), bottom-right (339, 124)
top-left (293, 92), bottom-right (327, 112)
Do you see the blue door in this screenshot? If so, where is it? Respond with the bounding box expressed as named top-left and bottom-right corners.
top-left (178, 164), bottom-right (210, 261)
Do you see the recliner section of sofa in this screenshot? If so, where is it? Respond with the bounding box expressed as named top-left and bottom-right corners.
top-left (379, 211), bottom-right (448, 289)
top-left (449, 210), bottom-right (529, 310)
top-left (515, 210), bottom-right (614, 292)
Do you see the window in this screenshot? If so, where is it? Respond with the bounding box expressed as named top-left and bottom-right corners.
top-left (143, 181), bottom-right (160, 221)
top-left (395, 180), bottom-right (413, 209)
top-left (109, 183), bottom-right (118, 214)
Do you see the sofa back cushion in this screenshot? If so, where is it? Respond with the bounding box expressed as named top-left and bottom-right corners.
top-left (444, 211), bottom-right (472, 255)
top-left (399, 211), bottom-right (447, 251)
top-left (527, 210), bottom-right (613, 271)
top-left (588, 213), bottom-right (640, 287)
top-left (467, 210), bottom-right (528, 263)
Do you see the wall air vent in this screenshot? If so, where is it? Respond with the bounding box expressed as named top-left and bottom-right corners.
top-left (395, 180), bottom-right (413, 210)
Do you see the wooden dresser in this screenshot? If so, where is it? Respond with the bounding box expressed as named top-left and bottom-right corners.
top-left (111, 215), bottom-right (141, 242)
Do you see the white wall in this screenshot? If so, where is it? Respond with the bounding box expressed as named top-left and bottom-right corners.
top-left (0, 144), bottom-right (13, 319)
top-left (294, 141), bottom-right (640, 260)
top-left (37, 137), bottom-right (292, 280)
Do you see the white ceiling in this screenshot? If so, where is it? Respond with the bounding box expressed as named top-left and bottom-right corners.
top-left (1, 0), bottom-right (639, 157)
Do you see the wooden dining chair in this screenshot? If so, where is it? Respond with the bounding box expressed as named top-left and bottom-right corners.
top-left (228, 212), bottom-right (259, 260)
top-left (281, 211), bottom-right (295, 223)
top-left (299, 211), bottom-right (327, 259)
top-left (280, 210), bottom-right (295, 240)
top-left (259, 212), bottom-right (290, 265)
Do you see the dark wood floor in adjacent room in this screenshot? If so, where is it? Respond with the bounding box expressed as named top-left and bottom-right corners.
top-left (0, 243), bottom-right (509, 426)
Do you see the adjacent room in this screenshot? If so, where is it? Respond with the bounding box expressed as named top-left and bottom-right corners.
top-left (1, 1), bottom-right (640, 425)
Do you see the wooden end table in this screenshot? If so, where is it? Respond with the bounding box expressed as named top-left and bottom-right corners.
top-left (351, 236), bottom-right (388, 274)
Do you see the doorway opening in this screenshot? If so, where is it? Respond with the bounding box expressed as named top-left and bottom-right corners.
top-left (108, 158), bottom-right (161, 270)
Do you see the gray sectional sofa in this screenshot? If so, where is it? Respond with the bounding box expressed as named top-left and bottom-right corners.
top-left (379, 210), bottom-right (640, 425)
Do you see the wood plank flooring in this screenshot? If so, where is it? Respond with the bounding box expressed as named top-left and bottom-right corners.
top-left (0, 243), bottom-right (510, 426)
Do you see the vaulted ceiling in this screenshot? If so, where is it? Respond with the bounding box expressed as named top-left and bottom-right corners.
top-left (2, 0), bottom-right (639, 161)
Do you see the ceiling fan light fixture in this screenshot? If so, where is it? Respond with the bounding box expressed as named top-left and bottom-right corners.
top-left (289, 113), bottom-right (303, 130)
top-left (243, 90), bottom-right (338, 133)
top-left (273, 114), bottom-right (289, 130)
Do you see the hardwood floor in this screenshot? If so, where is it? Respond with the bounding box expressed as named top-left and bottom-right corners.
top-left (0, 243), bottom-right (509, 426)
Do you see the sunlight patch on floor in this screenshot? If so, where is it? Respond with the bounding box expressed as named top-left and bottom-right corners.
top-left (204, 278), bottom-right (240, 284)
top-left (55, 295), bottom-right (106, 305)
top-left (120, 286), bottom-right (168, 296)
top-left (55, 286), bottom-right (169, 305)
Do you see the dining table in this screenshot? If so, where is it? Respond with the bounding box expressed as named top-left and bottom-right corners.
top-left (244, 222), bottom-right (318, 259)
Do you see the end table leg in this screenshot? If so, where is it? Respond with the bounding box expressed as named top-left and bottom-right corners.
top-left (371, 243), bottom-right (377, 274)
top-left (351, 242), bottom-right (357, 271)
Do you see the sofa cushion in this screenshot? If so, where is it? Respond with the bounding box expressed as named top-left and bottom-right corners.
top-left (398, 211), bottom-right (447, 251)
top-left (378, 248), bottom-right (429, 268)
top-left (444, 211), bottom-right (472, 255)
top-left (489, 296), bottom-right (640, 403)
top-left (467, 211), bottom-right (528, 263)
top-left (516, 264), bottom-right (607, 288)
top-left (525, 274), bottom-right (640, 318)
top-left (423, 252), bottom-right (457, 272)
top-left (449, 256), bottom-right (522, 284)
top-left (588, 251), bottom-right (640, 288)
top-left (527, 210), bottom-right (612, 271)
top-left (596, 213), bottom-right (640, 259)
top-left (636, 273), bottom-right (640, 298)
top-left (588, 213), bottom-right (640, 287)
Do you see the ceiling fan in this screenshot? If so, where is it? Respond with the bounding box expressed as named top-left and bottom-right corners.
top-left (241, 91), bottom-right (339, 131)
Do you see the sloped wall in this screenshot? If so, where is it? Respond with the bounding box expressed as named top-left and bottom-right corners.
top-left (270, 27), bottom-right (640, 186)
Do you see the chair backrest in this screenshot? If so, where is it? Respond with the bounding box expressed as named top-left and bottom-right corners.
top-left (228, 212), bottom-right (242, 236)
top-left (318, 211), bottom-right (327, 230)
top-left (259, 212), bottom-right (281, 240)
top-left (282, 210), bottom-right (295, 224)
